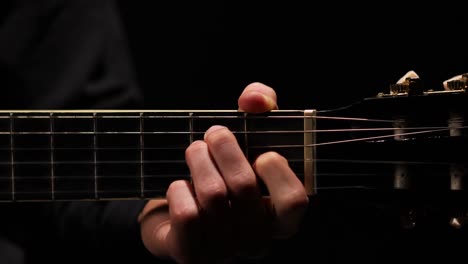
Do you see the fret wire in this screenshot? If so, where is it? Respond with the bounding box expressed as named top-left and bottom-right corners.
top-left (304, 109), bottom-right (316, 195)
top-left (93, 113), bottom-right (98, 199)
top-left (189, 113), bottom-right (194, 186)
top-left (139, 112), bottom-right (144, 198)
top-left (243, 112), bottom-right (249, 160)
top-left (9, 113), bottom-right (15, 201)
top-left (50, 113), bottom-right (55, 200)
top-left (189, 112), bottom-right (194, 144)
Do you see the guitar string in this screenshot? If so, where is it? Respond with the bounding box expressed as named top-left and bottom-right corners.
top-left (0, 126), bottom-right (461, 168)
top-left (0, 156), bottom-right (462, 167)
top-left (0, 159), bottom-right (463, 193)
top-left (0, 185), bottom-right (376, 197)
top-left (0, 126), bottom-right (458, 150)
top-left (0, 175), bottom-right (456, 194)
top-left (0, 125), bottom-right (457, 135)
top-left (0, 115), bottom-right (465, 196)
top-left (0, 169), bottom-right (456, 182)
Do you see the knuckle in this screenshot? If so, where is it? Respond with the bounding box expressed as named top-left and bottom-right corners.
top-left (166, 181), bottom-right (199, 223)
top-left (185, 140), bottom-right (207, 157)
top-left (172, 205), bottom-right (199, 224)
top-left (281, 189), bottom-right (309, 212)
top-left (205, 127), bottom-right (236, 149)
top-left (229, 170), bottom-right (257, 195)
top-left (197, 181), bottom-right (228, 203)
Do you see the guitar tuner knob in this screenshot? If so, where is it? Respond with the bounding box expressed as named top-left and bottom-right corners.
top-left (445, 73), bottom-right (468, 91)
top-left (450, 213), bottom-right (468, 229)
top-left (389, 76), bottom-right (424, 96)
top-left (450, 217), bottom-right (465, 229)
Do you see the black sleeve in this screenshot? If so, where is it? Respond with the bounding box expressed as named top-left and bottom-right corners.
top-left (0, 0), bottom-right (166, 263)
top-left (0, 0), bottom-right (143, 110)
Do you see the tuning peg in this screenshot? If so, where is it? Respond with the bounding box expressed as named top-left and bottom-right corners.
top-left (443, 73), bottom-right (468, 91)
top-left (389, 70), bottom-right (424, 95)
top-left (396, 70), bottom-right (420, 84)
top-left (449, 217), bottom-right (465, 229)
top-left (449, 210), bottom-right (468, 229)
top-left (376, 70), bottom-right (425, 97)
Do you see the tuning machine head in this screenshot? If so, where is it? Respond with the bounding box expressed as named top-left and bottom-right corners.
top-left (377, 70), bottom-right (425, 97)
top-left (389, 76), bottom-right (424, 96)
top-left (444, 73), bottom-right (468, 91)
top-left (377, 71), bottom-right (468, 98)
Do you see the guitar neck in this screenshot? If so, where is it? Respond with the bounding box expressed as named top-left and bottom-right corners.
top-left (0, 109), bottom-right (316, 202)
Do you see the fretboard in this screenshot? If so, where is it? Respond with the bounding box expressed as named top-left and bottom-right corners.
top-left (0, 110), bottom-right (316, 202)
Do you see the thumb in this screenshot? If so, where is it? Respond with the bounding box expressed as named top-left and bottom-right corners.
top-left (237, 82), bottom-right (278, 113)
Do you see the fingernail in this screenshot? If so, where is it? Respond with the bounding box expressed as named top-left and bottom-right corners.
top-left (261, 93), bottom-right (279, 110)
top-left (249, 91), bottom-right (277, 110)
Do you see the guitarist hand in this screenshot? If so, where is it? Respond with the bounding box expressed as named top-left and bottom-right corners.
top-left (138, 82), bottom-right (309, 263)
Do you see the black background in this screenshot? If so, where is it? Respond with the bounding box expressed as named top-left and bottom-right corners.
top-left (117, 2), bottom-right (468, 111)
top-left (113, 7), bottom-right (468, 261)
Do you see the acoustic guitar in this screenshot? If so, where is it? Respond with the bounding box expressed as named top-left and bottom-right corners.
top-left (1, 75), bottom-right (467, 231)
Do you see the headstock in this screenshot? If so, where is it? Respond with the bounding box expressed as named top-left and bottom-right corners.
top-left (314, 73), bottom-right (468, 230)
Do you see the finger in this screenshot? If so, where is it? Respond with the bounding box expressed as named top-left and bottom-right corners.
top-left (139, 180), bottom-right (200, 262)
top-left (185, 140), bottom-right (236, 260)
top-left (204, 125), bottom-right (260, 201)
top-left (185, 140), bottom-right (230, 214)
top-left (138, 199), bottom-right (171, 258)
top-left (204, 125), bottom-right (268, 251)
top-left (165, 181), bottom-right (203, 263)
top-left (238, 82), bottom-right (278, 113)
top-left (253, 151), bottom-right (309, 239)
